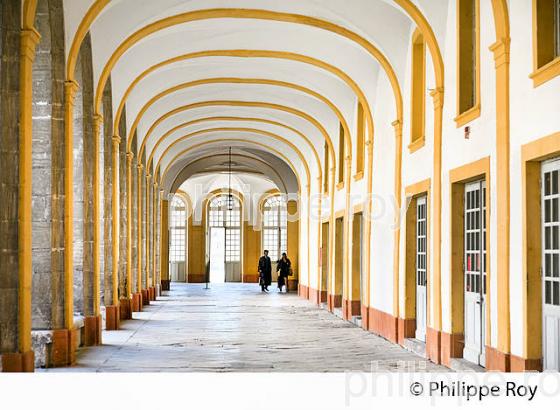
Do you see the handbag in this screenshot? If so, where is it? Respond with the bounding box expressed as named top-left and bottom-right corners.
top-left (288, 267), bottom-right (294, 276)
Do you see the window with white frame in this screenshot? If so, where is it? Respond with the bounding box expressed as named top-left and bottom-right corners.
top-left (262, 195), bottom-right (287, 262)
top-left (170, 196), bottom-right (186, 262)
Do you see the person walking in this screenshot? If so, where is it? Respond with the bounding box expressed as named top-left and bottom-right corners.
top-left (258, 250), bottom-right (272, 292)
top-left (276, 252), bottom-right (292, 293)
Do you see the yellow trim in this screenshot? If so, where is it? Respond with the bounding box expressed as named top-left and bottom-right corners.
top-left (336, 182), bottom-right (345, 191)
top-left (521, 132), bottom-right (560, 360)
top-left (490, 0), bottom-right (512, 356)
top-left (454, 104), bottom-right (481, 128)
top-left (531, 0), bottom-right (560, 86)
top-left (410, 29), bottom-right (426, 146)
top-left (127, 71), bottom-right (353, 160)
top-left (449, 157), bottom-right (491, 347)
top-left (530, 56), bottom-right (560, 86)
top-left (403, 179), bottom-right (431, 322)
top-left (353, 171), bottom-right (364, 181)
top-left (147, 116), bottom-right (322, 184)
top-left (455, 0), bottom-right (481, 125)
top-left (159, 130), bottom-right (310, 189)
top-left (407, 136), bottom-right (425, 154)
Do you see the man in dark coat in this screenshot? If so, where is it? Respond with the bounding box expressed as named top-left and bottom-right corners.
top-left (258, 250), bottom-right (272, 292)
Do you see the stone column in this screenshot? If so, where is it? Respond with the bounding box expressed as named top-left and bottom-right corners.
top-left (153, 180), bottom-right (160, 296)
top-left (137, 164), bottom-right (147, 305)
top-left (146, 173), bottom-right (154, 301)
top-left (0, 1), bottom-right (37, 371)
top-left (160, 198), bottom-right (170, 291)
top-left (118, 136), bottom-right (130, 321)
top-left (127, 152), bottom-right (138, 311)
top-left (105, 135), bottom-right (120, 330)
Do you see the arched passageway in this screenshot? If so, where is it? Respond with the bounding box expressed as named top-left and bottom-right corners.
top-left (0, 0), bottom-right (558, 378)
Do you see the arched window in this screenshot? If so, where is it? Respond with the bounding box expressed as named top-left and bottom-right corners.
top-left (209, 194), bottom-right (241, 262)
top-left (456, 0), bottom-right (480, 124)
top-left (262, 195), bottom-right (287, 262)
top-left (170, 196), bottom-right (186, 262)
top-left (409, 29), bottom-right (426, 152)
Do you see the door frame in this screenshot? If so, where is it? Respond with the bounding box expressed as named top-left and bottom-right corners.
top-left (447, 157), bottom-right (490, 364)
top-left (541, 157), bottom-right (560, 370)
top-left (520, 132), bottom-right (560, 371)
top-left (462, 179), bottom-right (487, 366)
top-left (401, 178), bottom-right (431, 345)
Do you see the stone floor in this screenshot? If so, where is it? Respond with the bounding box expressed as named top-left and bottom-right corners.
top-left (41, 283), bottom-right (448, 372)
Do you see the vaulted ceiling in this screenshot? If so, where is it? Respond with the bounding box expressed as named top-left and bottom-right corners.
top-left (61, 0), bottom-right (450, 194)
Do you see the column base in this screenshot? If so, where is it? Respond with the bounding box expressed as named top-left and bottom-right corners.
top-left (440, 332), bottom-right (464, 367)
top-left (119, 297), bottom-right (133, 321)
top-left (367, 307), bottom-right (398, 343)
top-left (148, 287), bottom-right (156, 301)
top-left (161, 279), bottom-right (171, 291)
top-left (155, 284), bottom-right (161, 298)
top-left (486, 346), bottom-right (510, 371)
top-left (342, 299), bottom-right (361, 320)
top-left (298, 283), bottom-right (309, 299)
top-left (397, 318), bottom-right (416, 345)
top-left (510, 355), bottom-right (542, 372)
top-left (83, 315), bottom-right (103, 346)
top-left (105, 305), bottom-right (120, 330)
top-left (49, 328), bottom-right (78, 367)
top-left (131, 292), bottom-right (142, 312)
top-left (141, 289), bottom-right (150, 305)
top-left (426, 327), bottom-right (442, 364)
top-left (327, 293), bottom-right (342, 312)
top-left (1, 350), bottom-right (35, 372)
top-left (361, 305), bottom-right (369, 331)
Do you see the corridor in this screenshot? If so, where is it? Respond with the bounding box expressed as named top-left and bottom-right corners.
top-left (42, 284), bottom-right (445, 372)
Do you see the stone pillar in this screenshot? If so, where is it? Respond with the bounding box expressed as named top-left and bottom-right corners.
top-left (0, 0), bottom-right (34, 372)
top-left (146, 174), bottom-right (155, 301)
top-left (153, 180), bottom-right (160, 296)
top-left (138, 164), bottom-right (147, 306)
top-left (101, 80), bottom-right (112, 311)
top-left (105, 135), bottom-right (121, 330)
top-left (160, 198), bottom-right (170, 291)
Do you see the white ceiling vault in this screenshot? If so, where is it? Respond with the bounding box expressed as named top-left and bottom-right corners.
top-left (61, 0), bottom-right (450, 194)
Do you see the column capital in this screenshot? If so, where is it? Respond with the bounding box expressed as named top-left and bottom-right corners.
top-left (126, 151), bottom-right (134, 162)
top-left (64, 80), bottom-right (80, 105)
top-left (391, 119), bottom-right (403, 137)
top-left (490, 37), bottom-right (511, 68)
top-left (112, 135), bottom-right (121, 145)
top-left (429, 87), bottom-right (445, 110)
top-left (137, 163), bottom-right (144, 171)
top-left (20, 28), bottom-right (41, 60)
top-left (146, 173), bottom-right (152, 181)
top-left (93, 114), bottom-right (104, 127)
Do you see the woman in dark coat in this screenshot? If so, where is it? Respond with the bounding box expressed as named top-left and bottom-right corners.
top-left (276, 253), bottom-right (292, 293)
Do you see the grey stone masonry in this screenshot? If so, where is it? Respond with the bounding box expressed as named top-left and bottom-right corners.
top-left (0, 0), bottom-right (21, 353)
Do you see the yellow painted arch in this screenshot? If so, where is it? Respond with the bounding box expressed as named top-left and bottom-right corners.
top-left (146, 116), bottom-right (322, 186)
top-left (131, 76), bottom-right (351, 170)
top-left (122, 56), bottom-right (361, 157)
top-left (165, 142), bottom-right (303, 197)
top-left (83, 8), bottom-right (403, 125)
top-left (157, 128), bottom-right (312, 193)
top-left (140, 100), bottom-right (335, 170)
